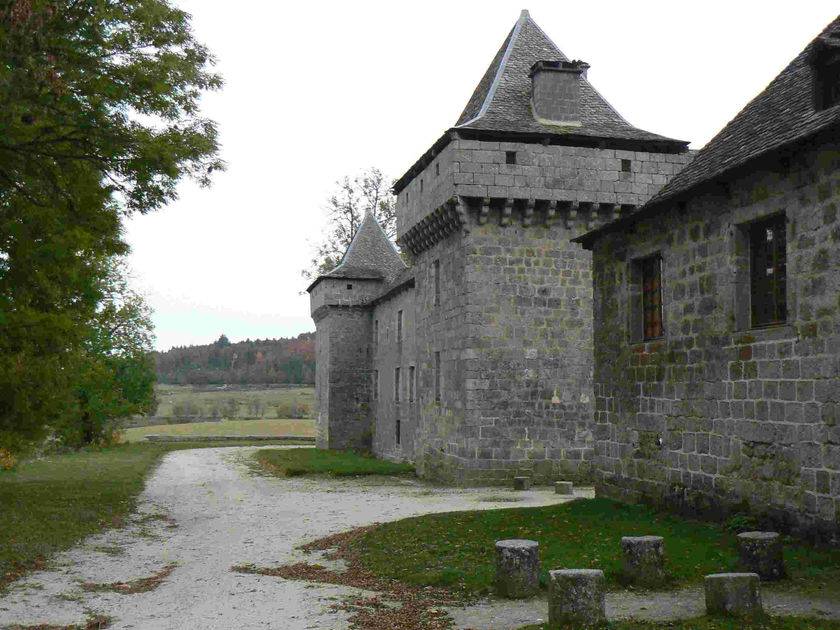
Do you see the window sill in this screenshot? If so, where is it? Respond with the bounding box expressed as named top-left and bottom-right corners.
top-left (735, 323), bottom-right (797, 343)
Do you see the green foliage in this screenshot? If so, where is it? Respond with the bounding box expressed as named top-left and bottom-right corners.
top-left (0, 0), bottom-right (221, 451)
top-left (347, 498), bottom-right (840, 598)
top-left (255, 448), bottom-right (415, 478)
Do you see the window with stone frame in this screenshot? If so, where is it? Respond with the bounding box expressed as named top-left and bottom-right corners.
top-left (409, 365), bottom-right (415, 402)
top-left (629, 254), bottom-right (664, 342)
top-left (749, 214), bottom-right (787, 327)
top-left (397, 310), bottom-right (403, 344)
top-left (396, 417), bottom-right (401, 445)
top-left (394, 367), bottom-right (401, 403)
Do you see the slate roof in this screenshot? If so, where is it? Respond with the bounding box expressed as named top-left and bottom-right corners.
top-left (455, 10), bottom-right (682, 145)
top-left (575, 14), bottom-right (840, 248)
top-left (307, 212), bottom-right (406, 292)
top-left (394, 11), bottom-right (687, 192)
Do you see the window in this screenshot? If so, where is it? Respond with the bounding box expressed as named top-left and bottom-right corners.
top-left (435, 162), bottom-right (440, 177)
top-left (434, 352), bottom-right (441, 402)
top-left (505, 151), bottom-right (517, 165)
top-left (640, 255), bottom-right (664, 340)
top-left (433, 260), bottom-right (441, 306)
top-left (397, 310), bottom-right (403, 344)
top-left (396, 417), bottom-right (401, 445)
top-left (394, 367), bottom-right (401, 402)
top-left (373, 370), bottom-right (378, 400)
top-left (750, 214), bottom-right (787, 327)
top-left (420, 178), bottom-right (424, 192)
top-left (409, 366), bottom-right (415, 402)
top-left (814, 43), bottom-right (840, 110)
top-left (346, 283), bottom-right (353, 290)
top-left (374, 319), bottom-right (379, 349)
top-left (621, 159), bottom-right (632, 173)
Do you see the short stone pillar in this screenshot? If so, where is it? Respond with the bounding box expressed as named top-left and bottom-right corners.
top-left (513, 476), bottom-right (531, 491)
top-left (555, 481), bottom-right (574, 495)
top-left (620, 535), bottom-right (666, 587)
top-left (548, 569), bottom-right (606, 628)
top-left (494, 539), bottom-right (540, 598)
top-left (704, 573), bottom-right (762, 616)
top-left (737, 531), bottom-right (785, 581)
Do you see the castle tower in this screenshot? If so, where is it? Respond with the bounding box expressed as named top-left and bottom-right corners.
top-left (311, 10), bottom-right (693, 483)
top-left (307, 212), bottom-right (405, 450)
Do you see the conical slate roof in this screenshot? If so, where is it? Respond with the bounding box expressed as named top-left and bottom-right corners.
top-left (316, 212), bottom-right (405, 287)
top-left (454, 10), bottom-right (682, 144)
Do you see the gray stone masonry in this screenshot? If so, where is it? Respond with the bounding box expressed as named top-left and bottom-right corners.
top-left (737, 532), bottom-right (785, 581)
top-left (555, 481), bottom-right (574, 495)
top-left (704, 573), bottom-right (763, 617)
top-left (548, 568), bottom-right (606, 628)
top-left (620, 536), bottom-right (667, 587)
top-left (590, 137), bottom-right (840, 541)
top-left (513, 476), bottom-right (531, 491)
top-left (494, 539), bottom-right (540, 599)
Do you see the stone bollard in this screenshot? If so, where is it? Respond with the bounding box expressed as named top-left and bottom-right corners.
top-left (494, 539), bottom-right (540, 599)
top-left (737, 531), bottom-right (785, 581)
top-left (620, 535), bottom-right (666, 587)
top-left (555, 481), bottom-right (574, 496)
top-left (513, 476), bottom-right (531, 491)
top-left (548, 569), bottom-right (606, 628)
top-left (704, 573), bottom-right (762, 616)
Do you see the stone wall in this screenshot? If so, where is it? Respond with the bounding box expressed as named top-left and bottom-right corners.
top-left (590, 136), bottom-right (840, 540)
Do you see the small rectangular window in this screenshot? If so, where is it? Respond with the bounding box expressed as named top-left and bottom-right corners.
top-left (394, 367), bottom-right (401, 403)
top-left (409, 366), bottom-right (415, 402)
top-left (397, 310), bottom-right (403, 344)
top-left (505, 151), bottom-right (517, 165)
top-left (374, 319), bottom-right (379, 349)
top-left (373, 370), bottom-right (378, 400)
top-left (434, 352), bottom-right (441, 402)
top-left (396, 418), bottom-right (401, 445)
top-left (346, 283), bottom-right (353, 290)
top-left (433, 260), bottom-right (441, 307)
top-left (640, 255), bottom-right (663, 341)
top-left (435, 162), bottom-right (440, 177)
top-left (750, 214), bottom-right (787, 327)
top-left (621, 159), bottom-right (632, 173)
top-left (420, 178), bottom-right (424, 192)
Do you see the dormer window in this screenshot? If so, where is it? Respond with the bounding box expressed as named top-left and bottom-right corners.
top-left (813, 34), bottom-right (840, 110)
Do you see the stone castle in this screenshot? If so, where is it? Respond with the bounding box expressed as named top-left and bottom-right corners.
top-left (309, 11), bottom-right (840, 538)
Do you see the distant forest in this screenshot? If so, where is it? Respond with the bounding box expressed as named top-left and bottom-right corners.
top-left (155, 333), bottom-right (315, 385)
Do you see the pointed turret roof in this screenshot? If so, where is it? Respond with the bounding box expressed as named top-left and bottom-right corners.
top-left (394, 11), bottom-right (687, 192)
top-left (307, 212), bottom-right (405, 292)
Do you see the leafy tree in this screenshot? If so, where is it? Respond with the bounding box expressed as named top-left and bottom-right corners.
top-left (0, 0), bottom-right (222, 452)
top-left (303, 167), bottom-right (397, 281)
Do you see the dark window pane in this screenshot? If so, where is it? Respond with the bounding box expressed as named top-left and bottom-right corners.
top-left (750, 215), bottom-right (786, 327)
top-left (641, 256), bottom-right (663, 340)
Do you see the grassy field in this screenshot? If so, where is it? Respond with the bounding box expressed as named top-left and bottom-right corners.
top-left (519, 617), bottom-right (840, 630)
top-left (0, 440), bottom-right (297, 590)
top-left (345, 498), bottom-right (840, 597)
top-left (255, 448), bottom-right (415, 478)
top-left (135, 384), bottom-right (315, 425)
top-left (123, 418), bottom-right (316, 442)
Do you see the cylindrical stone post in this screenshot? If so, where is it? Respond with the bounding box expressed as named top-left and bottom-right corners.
top-left (555, 481), bottom-right (574, 495)
top-left (704, 573), bottom-right (762, 616)
top-left (494, 539), bottom-right (540, 599)
top-left (620, 535), bottom-right (666, 587)
top-left (548, 569), bottom-right (606, 628)
top-left (513, 476), bottom-right (531, 491)
top-left (737, 531), bottom-right (785, 581)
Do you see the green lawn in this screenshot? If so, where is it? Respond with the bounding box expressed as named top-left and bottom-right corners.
top-left (519, 617), bottom-right (840, 630)
top-left (0, 440), bottom-right (295, 590)
top-left (345, 498), bottom-right (840, 597)
top-left (255, 448), bottom-right (415, 478)
top-left (123, 417), bottom-right (316, 442)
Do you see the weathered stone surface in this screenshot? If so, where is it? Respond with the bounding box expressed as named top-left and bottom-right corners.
top-left (555, 481), bottom-right (574, 495)
top-left (494, 539), bottom-right (540, 599)
top-left (737, 531), bottom-right (785, 581)
top-left (548, 569), bottom-right (606, 627)
top-left (513, 476), bottom-right (531, 491)
top-left (620, 535), bottom-right (667, 586)
top-left (704, 573), bottom-right (762, 616)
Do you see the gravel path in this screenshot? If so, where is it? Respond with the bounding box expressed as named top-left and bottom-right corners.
top-left (0, 446), bottom-right (583, 630)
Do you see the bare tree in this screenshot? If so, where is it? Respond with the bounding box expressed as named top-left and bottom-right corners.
top-left (303, 168), bottom-right (397, 282)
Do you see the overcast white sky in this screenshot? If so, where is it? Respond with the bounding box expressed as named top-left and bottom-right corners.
top-left (124, 1), bottom-right (838, 351)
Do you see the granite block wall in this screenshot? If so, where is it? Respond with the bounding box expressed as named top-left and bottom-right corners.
top-left (590, 136), bottom-right (840, 540)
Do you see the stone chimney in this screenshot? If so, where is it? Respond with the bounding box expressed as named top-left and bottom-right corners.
top-left (529, 60), bottom-right (590, 126)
